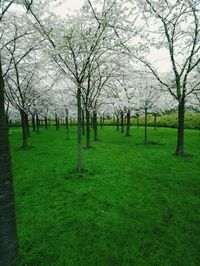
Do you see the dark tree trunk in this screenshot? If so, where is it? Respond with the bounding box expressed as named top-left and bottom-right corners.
top-left (77, 84), bottom-right (83, 172)
top-left (91, 116), bottom-right (93, 128)
top-left (82, 108), bottom-right (85, 136)
top-left (100, 116), bottom-right (103, 128)
top-left (0, 55), bottom-right (19, 266)
top-left (86, 108), bottom-right (91, 148)
top-left (20, 109), bottom-right (28, 148)
top-left (44, 116), bottom-right (48, 129)
top-left (55, 115), bottom-right (58, 130)
top-left (36, 112), bottom-right (40, 134)
top-left (176, 98), bottom-right (185, 155)
top-left (93, 110), bottom-right (98, 141)
top-left (116, 115), bottom-right (119, 131)
top-left (65, 112), bottom-right (69, 140)
top-left (154, 113), bottom-right (157, 130)
top-left (136, 114), bottom-right (139, 128)
top-left (25, 113), bottom-right (30, 137)
top-left (120, 112), bottom-right (124, 133)
top-left (126, 110), bottom-right (131, 136)
top-left (102, 116), bottom-right (105, 127)
top-left (144, 107), bottom-right (147, 144)
top-left (32, 114), bottom-right (36, 132)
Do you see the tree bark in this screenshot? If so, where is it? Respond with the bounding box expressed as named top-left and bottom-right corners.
top-left (32, 114), bottom-right (36, 132)
top-left (120, 112), bottom-right (124, 133)
top-left (25, 113), bottom-right (30, 137)
top-left (126, 110), bottom-right (131, 136)
top-left (176, 98), bottom-right (185, 155)
top-left (65, 111), bottom-right (69, 140)
top-left (44, 116), bottom-right (48, 129)
top-left (20, 109), bottom-right (28, 148)
top-left (55, 114), bottom-right (58, 130)
top-left (86, 108), bottom-right (91, 148)
top-left (0, 54), bottom-right (19, 266)
top-left (93, 110), bottom-right (98, 141)
top-left (82, 108), bottom-right (85, 136)
top-left (136, 114), bottom-right (139, 128)
top-left (144, 107), bottom-right (147, 144)
top-left (36, 112), bottom-right (39, 134)
top-left (154, 113), bottom-right (157, 130)
top-left (77, 84), bottom-right (83, 172)
top-left (116, 115), bottom-right (119, 131)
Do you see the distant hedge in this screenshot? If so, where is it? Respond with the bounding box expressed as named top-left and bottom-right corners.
top-left (132, 112), bottom-right (200, 129)
top-left (102, 112), bottom-right (200, 129)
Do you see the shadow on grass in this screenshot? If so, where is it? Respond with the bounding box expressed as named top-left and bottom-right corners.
top-left (15, 145), bottom-right (34, 151)
top-left (65, 168), bottom-right (98, 180)
top-left (135, 141), bottom-right (164, 146)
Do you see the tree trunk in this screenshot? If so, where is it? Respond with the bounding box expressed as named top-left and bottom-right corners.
top-left (116, 115), bottom-right (119, 131)
top-left (136, 114), bottom-right (139, 128)
top-left (144, 108), bottom-right (147, 144)
top-left (77, 84), bottom-right (83, 172)
top-left (0, 54), bottom-right (19, 266)
top-left (45, 116), bottom-right (48, 129)
top-left (154, 113), bottom-right (157, 130)
top-left (36, 112), bottom-right (40, 134)
top-left (25, 113), bottom-right (30, 137)
top-left (102, 116), bottom-right (105, 127)
top-left (86, 108), bottom-right (91, 148)
top-left (65, 112), bottom-right (69, 140)
top-left (176, 98), bottom-right (185, 155)
top-left (55, 115), bottom-right (58, 130)
top-left (20, 109), bottom-right (28, 148)
top-left (32, 114), bottom-right (36, 132)
top-left (126, 110), bottom-right (131, 136)
top-left (82, 108), bottom-right (85, 136)
top-left (120, 112), bottom-right (124, 133)
top-left (93, 110), bottom-right (98, 141)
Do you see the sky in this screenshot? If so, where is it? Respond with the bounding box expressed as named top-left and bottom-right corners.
top-left (53, 0), bottom-right (171, 73)
top-left (9, 0), bottom-right (171, 73)
top-left (54, 0), bottom-right (85, 16)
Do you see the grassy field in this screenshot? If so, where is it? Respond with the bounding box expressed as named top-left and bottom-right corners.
top-left (10, 126), bottom-right (200, 265)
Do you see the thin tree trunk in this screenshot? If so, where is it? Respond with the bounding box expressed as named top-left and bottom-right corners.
top-left (176, 98), bottom-right (185, 155)
top-left (25, 113), bottom-right (30, 137)
top-left (77, 84), bottom-right (83, 172)
top-left (55, 114), bottom-right (58, 130)
top-left (32, 114), bottom-right (36, 132)
top-left (82, 108), bottom-right (85, 136)
top-left (144, 107), bottom-right (147, 144)
top-left (116, 115), bottom-right (119, 131)
top-left (136, 114), bottom-right (139, 128)
top-left (36, 112), bottom-right (39, 134)
top-left (93, 110), bottom-right (98, 141)
top-left (120, 112), bottom-right (124, 133)
top-left (90, 116), bottom-right (93, 128)
top-left (0, 55), bottom-right (19, 266)
top-left (65, 111), bottom-right (69, 140)
top-left (154, 113), bottom-right (157, 130)
top-left (20, 109), bottom-right (28, 148)
top-left (45, 116), bottom-right (48, 129)
top-left (126, 110), bottom-right (131, 136)
top-left (102, 116), bottom-right (105, 127)
top-left (100, 116), bottom-right (103, 128)
top-left (86, 108), bottom-right (91, 148)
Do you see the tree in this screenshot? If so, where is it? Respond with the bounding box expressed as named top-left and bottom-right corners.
top-left (27, 0), bottom-right (118, 171)
top-left (134, 0), bottom-right (200, 155)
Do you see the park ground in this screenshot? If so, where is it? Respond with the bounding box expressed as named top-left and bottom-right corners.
top-left (10, 126), bottom-right (200, 265)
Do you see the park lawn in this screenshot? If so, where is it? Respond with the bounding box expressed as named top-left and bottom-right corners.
top-left (10, 126), bottom-right (200, 266)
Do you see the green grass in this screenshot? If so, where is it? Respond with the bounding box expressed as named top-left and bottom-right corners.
top-left (10, 126), bottom-right (200, 265)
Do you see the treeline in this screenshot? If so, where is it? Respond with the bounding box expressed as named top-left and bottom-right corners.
top-left (8, 112), bottom-right (200, 130)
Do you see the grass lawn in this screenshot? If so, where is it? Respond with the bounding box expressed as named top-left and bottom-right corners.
top-left (10, 126), bottom-right (200, 265)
